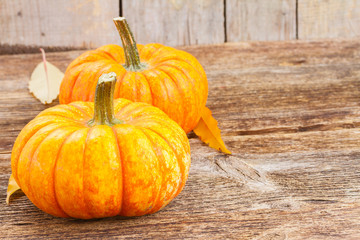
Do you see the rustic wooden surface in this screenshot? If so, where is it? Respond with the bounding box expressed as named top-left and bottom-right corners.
top-left (226, 0), bottom-right (296, 41)
top-left (298, 0), bottom-right (360, 39)
top-left (1, 40), bottom-right (360, 239)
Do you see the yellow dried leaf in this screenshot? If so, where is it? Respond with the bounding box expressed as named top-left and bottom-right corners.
top-left (193, 107), bottom-right (231, 154)
top-left (29, 48), bottom-right (64, 104)
top-left (6, 174), bottom-right (21, 205)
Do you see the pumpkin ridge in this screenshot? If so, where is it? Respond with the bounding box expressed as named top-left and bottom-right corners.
top-left (85, 72), bottom-right (98, 102)
top-left (133, 73), bottom-right (148, 102)
top-left (157, 63), bottom-right (199, 130)
top-left (150, 55), bottom-right (184, 67)
top-left (139, 72), bottom-right (154, 105)
top-left (155, 68), bottom-right (185, 129)
top-left (52, 128), bottom-right (80, 218)
top-left (116, 102), bottom-right (149, 121)
top-left (18, 123), bottom-right (71, 189)
top-left (26, 125), bottom-right (75, 218)
top-left (171, 50), bottom-right (207, 81)
top-left (92, 64), bottom-right (126, 101)
top-left (67, 50), bottom-right (114, 70)
top-left (151, 69), bottom-right (172, 118)
top-left (137, 44), bottom-right (145, 55)
top-left (157, 62), bottom-right (197, 87)
top-left (137, 128), bottom-right (164, 214)
top-left (12, 119), bottom-right (57, 184)
top-left (113, 70), bottom-right (125, 99)
top-left (113, 100), bottom-right (133, 117)
top-left (54, 128), bottom-right (92, 219)
top-left (156, 65), bottom-right (197, 132)
top-left (66, 64), bottom-right (90, 103)
top-left (145, 116), bottom-right (191, 155)
top-left (139, 43), bottom-right (164, 63)
top-left (38, 105), bottom-right (91, 121)
top-left (133, 116), bottom-right (189, 147)
top-left (82, 126), bottom-right (95, 218)
top-left (88, 69), bottom-right (104, 101)
top-left (50, 104), bottom-right (91, 118)
top-left (143, 45), bottom-right (175, 65)
top-left (117, 106), bottom-right (164, 124)
top-left (85, 62), bottom-right (124, 102)
top-left (82, 126), bottom-right (121, 217)
top-left (60, 64), bottom-right (86, 104)
top-left (37, 114), bottom-right (89, 126)
top-left (69, 102), bottom-right (93, 118)
top-left (143, 127), bottom-right (185, 199)
top-left (24, 128), bottom-right (55, 211)
top-left (96, 45), bottom-right (126, 63)
top-left (71, 61), bottom-right (114, 102)
top-left (97, 49), bottom-right (119, 63)
top-left (129, 73), bottom-right (138, 101)
top-left (158, 62), bottom-right (204, 122)
top-left (111, 126), bottom-right (124, 216)
top-left (131, 72), bottom-right (152, 104)
top-left (159, 57), bottom-right (207, 93)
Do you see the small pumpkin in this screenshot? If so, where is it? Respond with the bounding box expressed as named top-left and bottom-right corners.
top-left (59, 17), bottom-right (208, 133)
top-left (12, 72), bottom-right (190, 219)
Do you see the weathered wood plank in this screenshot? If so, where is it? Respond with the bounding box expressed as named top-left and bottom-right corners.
top-left (1, 40), bottom-right (360, 239)
top-left (0, 0), bottom-right (119, 48)
top-left (298, 0), bottom-right (360, 39)
top-left (226, 0), bottom-right (296, 41)
top-left (122, 0), bottom-right (225, 46)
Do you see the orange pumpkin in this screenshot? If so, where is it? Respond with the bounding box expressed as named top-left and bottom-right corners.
top-left (59, 17), bottom-right (208, 133)
top-left (12, 72), bottom-right (190, 219)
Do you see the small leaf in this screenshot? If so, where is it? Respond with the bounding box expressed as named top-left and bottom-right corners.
top-left (29, 48), bottom-right (64, 104)
top-left (194, 107), bottom-right (231, 154)
top-left (6, 174), bottom-right (21, 205)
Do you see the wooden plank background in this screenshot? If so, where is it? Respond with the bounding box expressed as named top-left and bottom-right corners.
top-left (298, 0), bottom-right (360, 39)
top-left (226, 0), bottom-right (297, 41)
top-left (0, 0), bottom-right (120, 48)
top-left (1, 0), bottom-right (360, 52)
top-left (122, 0), bottom-right (224, 46)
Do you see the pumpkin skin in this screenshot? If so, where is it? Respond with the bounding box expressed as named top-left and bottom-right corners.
top-left (11, 98), bottom-right (190, 219)
top-left (59, 18), bottom-right (208, 133)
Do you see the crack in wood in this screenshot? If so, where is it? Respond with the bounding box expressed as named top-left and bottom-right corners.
top-left (195, 155), bottom-right (277, 191)
top-left (255, 232), bottom-right (287, 240)
top-left (189, 121), bottom-right (360, 140)
top-left (301, 199), bottom-right (339, 204)
top-left (0, 44), bottom-right (86, 55)
top-left (0, 151), bottom-right (11, 154)
top-left (230, 121), bottom-right (360, 136)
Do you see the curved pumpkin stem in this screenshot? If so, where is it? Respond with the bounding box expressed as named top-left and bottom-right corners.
top-left (88, 72), bottom-right (123, 127)
top-left (113, 17), bottom-right (147, 72)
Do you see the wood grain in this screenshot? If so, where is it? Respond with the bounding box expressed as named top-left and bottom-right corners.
top-left (298, 0), bottom-right (360, 39)
top-left (122, 0), bottom-right (225, 46)
top-left (0, 0), bottom-right (119, 48)
top-left (226, 0), bottom-right (296, 41)
top-left (2, 0), bottom-right (360, 51)
top-left (1, 40), bottom-right (360, 239)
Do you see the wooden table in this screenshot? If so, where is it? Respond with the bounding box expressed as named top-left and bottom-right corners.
top-left (1, 40), bottom-right (359, 239)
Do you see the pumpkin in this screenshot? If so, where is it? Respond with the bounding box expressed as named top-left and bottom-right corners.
top-left (59, 17), bottom-right (208, 133)
top-left (11, 72), bottom-right (191, 219)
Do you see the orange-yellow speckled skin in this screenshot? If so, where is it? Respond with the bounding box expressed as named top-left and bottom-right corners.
top-left (11, 99), bottom-right (191, 219)
top-left (59, 44), bottom-right (208, 133)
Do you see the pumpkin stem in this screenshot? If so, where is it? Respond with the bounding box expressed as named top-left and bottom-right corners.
top-left (88, 72), bottom-right (123, 127)
top-left (113, 17), bottom-right (147, 72)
